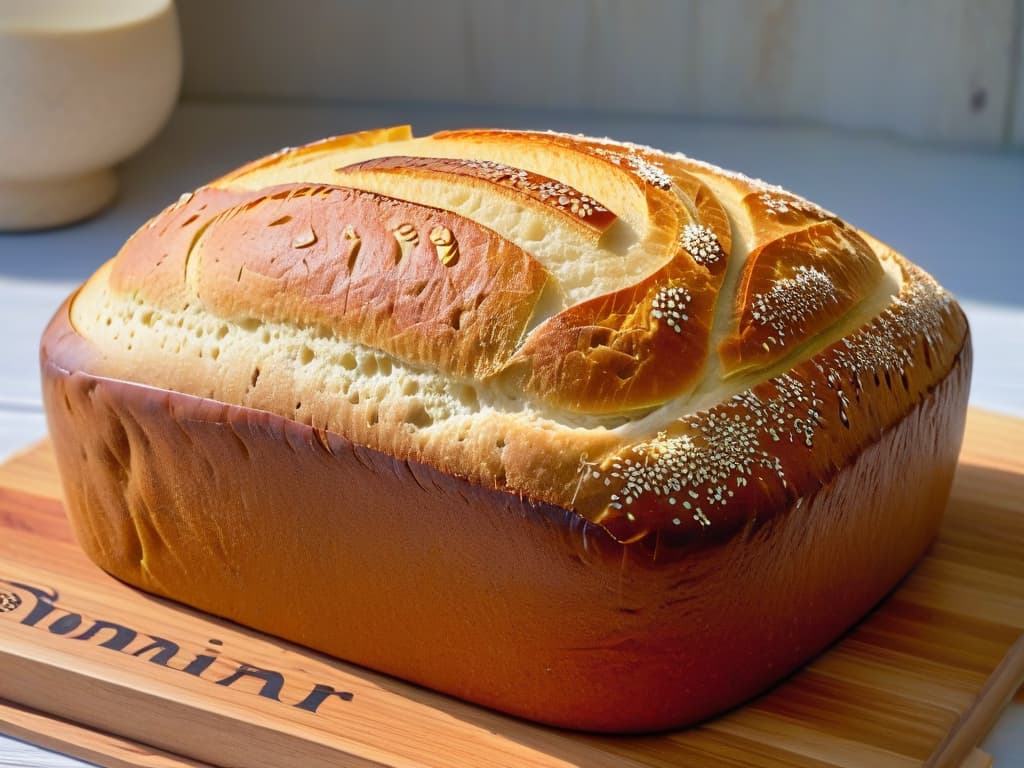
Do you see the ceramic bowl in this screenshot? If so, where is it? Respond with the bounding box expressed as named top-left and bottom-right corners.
top-left (0, 0), bottom-right (181, 230)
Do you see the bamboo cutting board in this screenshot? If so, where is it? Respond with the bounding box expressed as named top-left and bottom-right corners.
top-left (0, 409), bottom-right (1022, 768)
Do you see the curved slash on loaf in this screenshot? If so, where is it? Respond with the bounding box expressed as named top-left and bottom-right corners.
top-left (429, 130), bottom-right (737, 413)
top-left (43, 125), bottom-right (975, 735)
top-left (576, 262), bottom-right (966, 543)
top-left (76, 126), bottom-right (969, 547)
top-left (114, 183), bottom-right (551, 381)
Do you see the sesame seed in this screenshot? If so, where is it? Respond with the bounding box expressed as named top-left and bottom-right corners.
top-left (750, 266), bottom-right (837, 350)
top-left (651, 285), bottom-right (692, 334)
top-left (569, 170), bottom-right (952, 538)
top-left (679, 223), bottom-right (722, 265)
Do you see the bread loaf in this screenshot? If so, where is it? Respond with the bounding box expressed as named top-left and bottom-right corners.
top-left (40, 126), bottom-right (971, 732)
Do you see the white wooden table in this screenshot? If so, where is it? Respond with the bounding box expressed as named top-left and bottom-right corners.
top-left (0, 101), bottom-right (1021, 767)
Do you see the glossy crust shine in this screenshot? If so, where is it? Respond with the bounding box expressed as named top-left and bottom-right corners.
top-left (40, 126), bottom-right (971, 732)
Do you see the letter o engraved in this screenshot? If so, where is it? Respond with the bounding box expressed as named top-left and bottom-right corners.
top-left (0, 591), bottom-right (21, 613)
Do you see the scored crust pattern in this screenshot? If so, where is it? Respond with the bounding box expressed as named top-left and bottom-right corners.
top-left (68, 126), bottom-right (967, 546)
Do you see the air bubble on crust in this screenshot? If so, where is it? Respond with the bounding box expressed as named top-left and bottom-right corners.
top-left (404, 400), bottom-right (433, 430)
top-left (359, 355), bottom-right (378, 376)
top-left (366, 403), bottom-right (379, 426)
top-left (457, 384), bottom-right (479, 409)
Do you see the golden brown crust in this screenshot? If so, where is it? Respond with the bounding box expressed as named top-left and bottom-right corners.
top-left (212, 124), bottom-right (414, 186)
top-left (40, 294), bottom-right (971, 731)
top-left (64, 127), bottom-right (969, 547)
top-left (509, 254), bottom-right (717, 411)
top-left (109, 186), bottom-right (254, 309)
top-left (578, 260), bottom-right (966, 543)
top-left (719, 221), bottom-right (884, 375)
top-left (498, 139), bottom-right (729, 413)
top-left (41, 125), bottom-right (974, 732)
top-left (110, 183), bottom-right (550, 382)
top-left (338, 155), bottom-right (619, 235)
top-left (357, 129), bottom-right (730, 413)
top-left (189, 183), bottom-right (550, 380)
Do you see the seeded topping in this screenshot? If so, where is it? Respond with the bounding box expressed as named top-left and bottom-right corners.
top-left (464, 159), bottom-right (610, 219)
top-left (651, 285), bottom-right (692, 334)
top-left (668, 149), bottom-right (837, 221)
top-left (751, 266), bottom-right (838, 349)
top-left (760, 192), bottom-right (794, 215)
top-left (340, 156), bottom-right (617, 233)
top-left (757, 190), bottom-right (833, 220)
top-left (594, 373), bottom-right (821, 528)
top-left (589, 146), bottom-right (673, 190)
top-left (501, 130), bottom-right (676, 191)
top-left (98, 127), bottom-right (967, 545)
top-left (626, 155), bottom-right (674, 190)
top-left (577, 265), bottom-right (957, 539)
top-left (679, 224), bottom-right (722, 266)
top-left (831, 272), bottom-right (953, 380)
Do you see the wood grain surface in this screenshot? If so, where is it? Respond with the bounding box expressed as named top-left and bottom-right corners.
top-left (0, 409), bottom-right (1021, 768)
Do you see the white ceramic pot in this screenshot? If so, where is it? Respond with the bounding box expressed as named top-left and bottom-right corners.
top-left (0, 1), bottom-right (182, 230)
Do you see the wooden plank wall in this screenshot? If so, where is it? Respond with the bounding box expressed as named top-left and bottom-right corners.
top-left (178, 0), bottom-right (1024, 146)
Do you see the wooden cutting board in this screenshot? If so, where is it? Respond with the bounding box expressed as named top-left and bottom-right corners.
top-left (0, 409), bottom-right (1021, 768)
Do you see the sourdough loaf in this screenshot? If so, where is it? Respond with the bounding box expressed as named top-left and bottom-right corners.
top-left (41, 126), bottom-right (971, 732)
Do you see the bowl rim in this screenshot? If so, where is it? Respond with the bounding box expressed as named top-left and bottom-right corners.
top-left (0, 0), bottom-right (174, 38)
